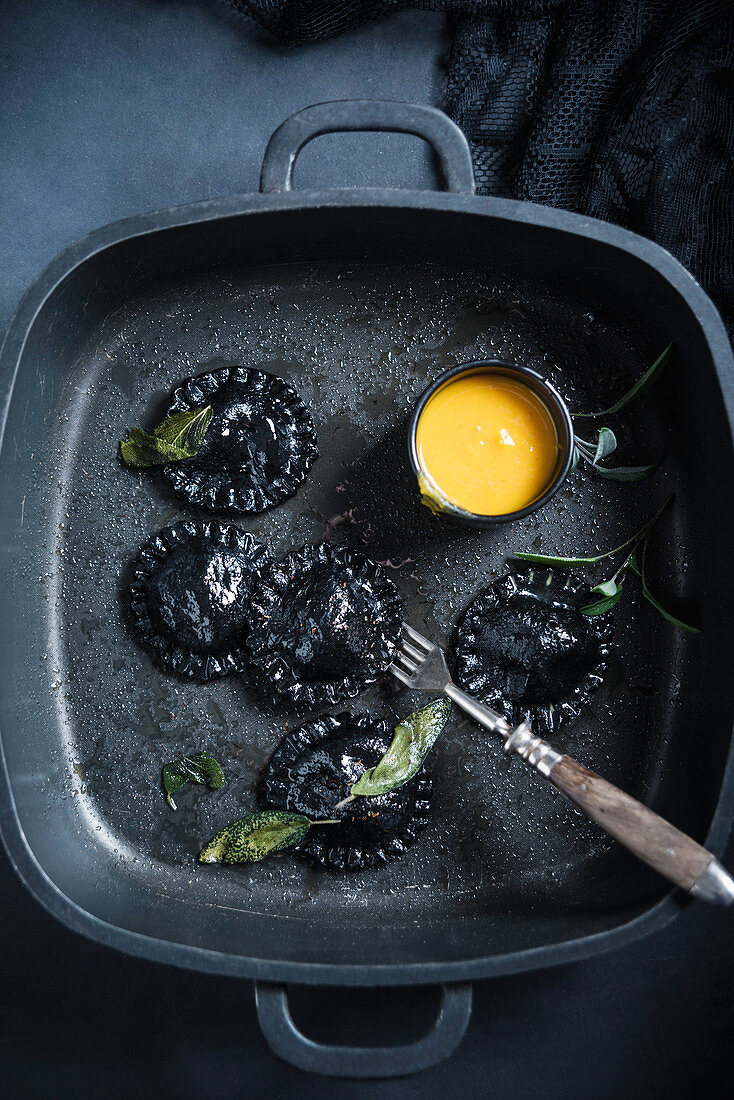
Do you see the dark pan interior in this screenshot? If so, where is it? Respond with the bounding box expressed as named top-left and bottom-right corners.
top-left (1, 202), bottom-right (733, 974)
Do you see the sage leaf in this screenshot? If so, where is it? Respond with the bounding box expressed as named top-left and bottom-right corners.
top-left (580, 587), bottom-right (624, 616)
top-left (637, 539), bottom-right (700, 633)
top-left (515, 551), bottom-right (608, 567)
top-left (573, 343), bottom-right (673, 420)
top-left (517, 493), bottom-right (698, 632)
top-left (591, 578), bottom-right (620, 598)
top-left (516, 499), bottom-right (672, 570)
top-left (350, 699), bottom-right (451, 799)
top-left (199, 810), bottom-right (312, 864)
top-left (593, 427), bottom-right (618, 464)
top-left (574, 428), bottom-right (655, 480)
top-left (163, 751), bottom-right (225, 810)
top-left (121, 404), bottom-right (212, 468)
top-left (120, 429), bottom-right (190, 468)
top-left (639, 586), bottom-right (701, 633)
top-left (154, 404), bottom-right (213, 452)
top-left (593, 463), bottom-right (659, 482)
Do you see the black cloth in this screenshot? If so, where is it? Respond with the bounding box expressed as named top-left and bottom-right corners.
top-left (229, 0), bottom-right (734, 333)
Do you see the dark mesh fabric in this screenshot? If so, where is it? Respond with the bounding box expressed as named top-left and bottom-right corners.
top-left (229, 1), bottom-right (734, 331)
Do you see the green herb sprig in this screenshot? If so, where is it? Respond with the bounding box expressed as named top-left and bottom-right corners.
top-left (198, 700), bottom-right (452, 865)
top-left (571, 343), bottom-right (672, 482)
top-left (515, 492), bottom-right (700, 632)
top-left (121, 404), bottom-right (212, 468)
top-left (163, 751), bottom-right (225, 810)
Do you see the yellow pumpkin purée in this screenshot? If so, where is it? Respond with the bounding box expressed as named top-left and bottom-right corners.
top-left (416, 373), bottom-right (560, 515)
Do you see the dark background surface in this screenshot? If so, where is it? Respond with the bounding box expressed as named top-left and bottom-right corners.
top-left (0, 2), bottom-right (732, 1096)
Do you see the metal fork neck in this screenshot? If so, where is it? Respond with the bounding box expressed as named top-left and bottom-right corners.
top-left (444, 682), bottom-right (510, 737)
top-left (443, 684), bottom-right (561, 776)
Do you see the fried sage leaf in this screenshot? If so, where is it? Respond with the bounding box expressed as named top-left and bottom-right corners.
top-left (261, 712), bottom-right (432, 870)
top-left (163, 750), bottom-right (225, 810)
top-left (350, 699), bottom-right (451, 799)
top-left (199, 810), bottom-right (314, 864)
top-left (154, 405), bottom-right (213, 452)
top-left (120, 429), bottom-right (190, 467)
top-left (121, 404), bottom-right (212, 468)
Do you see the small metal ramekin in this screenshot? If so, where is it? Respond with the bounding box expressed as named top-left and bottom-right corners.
top-left (408, 359), bottom-right (574, 527)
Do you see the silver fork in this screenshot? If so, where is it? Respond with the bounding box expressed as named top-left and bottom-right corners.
top-left (391, 622), bottom-right (734, 905)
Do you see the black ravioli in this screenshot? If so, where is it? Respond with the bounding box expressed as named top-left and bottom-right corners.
top-left (128, 520), bottom-right (269, 681)
top-left (246, 543), bottom-right (404, 708)
top-left (161, 366), bottom-right (318, 514)
top-left (260, 713), bottom-right (432, 871)
top-left (454, 568), bottom-right (611, 735)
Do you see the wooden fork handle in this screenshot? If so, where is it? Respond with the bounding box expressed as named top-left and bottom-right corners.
top-left (549, 756), bottom-right (734, 902)
top-left (504, 724), bottom-right (734, 904)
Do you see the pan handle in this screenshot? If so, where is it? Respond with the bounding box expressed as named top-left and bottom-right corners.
top-left (259, 100), bottom-right (475, 195)
top-left (254, 980), bottom-right (472, 1078)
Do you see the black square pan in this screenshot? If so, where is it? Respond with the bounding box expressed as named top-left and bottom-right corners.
top-left (1, 101), bottom-right (733, 1075)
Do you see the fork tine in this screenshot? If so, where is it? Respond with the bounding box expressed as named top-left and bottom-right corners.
top-left (400, 639), bottom-right (425, 663)
top-left (402, 622), bottom-right (433, 650)
top-left (388, 662), bottom-right (413, 687)
top-left (394, 651), bottom-right (418, 673)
